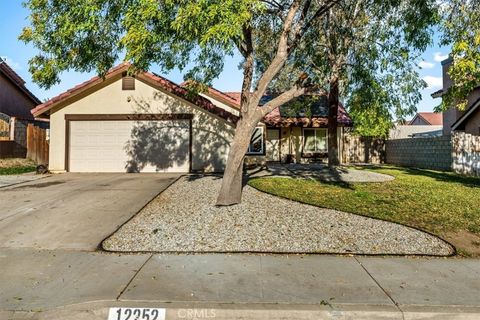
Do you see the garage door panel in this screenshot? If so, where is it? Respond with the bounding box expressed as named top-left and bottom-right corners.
top-left (69, 120), bottom-right (190, 173)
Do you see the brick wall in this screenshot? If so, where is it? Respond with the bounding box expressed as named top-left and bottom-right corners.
top-left (386, 136), bottom-right (452, 171)
top-left (452, 132), bottom-right (480, 177)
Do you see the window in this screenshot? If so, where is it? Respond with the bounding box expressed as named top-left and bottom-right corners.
top-left (303, 128), bottom-right (327, 153)
top-left (122, 76), bottom-right (135, 90)
top-left (247, 127), bottom-right (264, 155)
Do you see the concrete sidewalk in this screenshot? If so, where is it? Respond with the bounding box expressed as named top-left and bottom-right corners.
top-left (1, 248), bottom-right (480, 319)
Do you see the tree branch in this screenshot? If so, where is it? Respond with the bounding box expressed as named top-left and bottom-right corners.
top-left (240, 25), bottom-right (254, 114)
top-left (249, 0), bottom-right (302, 108)
top-left (255, 73), bottom-right (317, 118)
top-left (256, 86), bottom-right (306, 118)
top-left (289, 0), bottom-right (341, 52)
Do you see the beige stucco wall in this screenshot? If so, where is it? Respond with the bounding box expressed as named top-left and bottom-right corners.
top-left (278, 126), bottom-right (344, 163)
top-left (49, 77), bottom-right (235, 172)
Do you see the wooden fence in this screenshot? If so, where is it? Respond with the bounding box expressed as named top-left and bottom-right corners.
top-left (26, 123), bottom-right (49, 165)
top-left (342, 134), bottom-right (386, 164)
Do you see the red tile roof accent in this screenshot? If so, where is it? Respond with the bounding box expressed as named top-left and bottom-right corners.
top-left (263, 104), bottom-right (353, 127)
top-left (413, 112), bottom-right (443, 125)
top-left (31, 62), bottom-right (130, 117)
top-left (223, 92), bottom-right (241, 103)
top-left (31, 62), bottom-right (239, 124)
top-left (180, 82), bottom-right (240, 108)
top-left (227, 91), bottom-right (353, 127)
top-left (206, 87), bottom-right (240, 107)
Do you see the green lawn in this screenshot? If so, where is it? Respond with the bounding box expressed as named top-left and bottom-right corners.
top-left (249, 166), bottom-right (480, 257)
top-left (0, 158), bottom-right (36, 175)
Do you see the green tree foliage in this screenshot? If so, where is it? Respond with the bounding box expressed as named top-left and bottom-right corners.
top-left (19, 0), bottom-right (342, 205)
top-left (19, 0), bottom-right (256, 88)
top-left (261, 0), bottom-right (437, 137)
top-left (18, 0), bottom-right (478, 202)
top-left (437, 0), bottom-right (480, 111)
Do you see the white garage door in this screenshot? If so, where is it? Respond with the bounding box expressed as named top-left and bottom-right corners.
top-left (69, 120), bottom-right (190, 173)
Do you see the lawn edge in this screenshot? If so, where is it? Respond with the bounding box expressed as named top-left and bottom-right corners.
top-left (247, 176), bottom-right (457, 258)
top-left (102, 173), bottom-right (455, 258)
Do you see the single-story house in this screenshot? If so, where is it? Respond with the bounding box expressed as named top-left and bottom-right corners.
top-left (0, 58), bottom-right (46, 159)
top-left (31, 62), bottom-right (352, 173)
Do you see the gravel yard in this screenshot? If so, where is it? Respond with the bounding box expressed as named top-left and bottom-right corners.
top-left (103, 176), bottom-right (453, 255)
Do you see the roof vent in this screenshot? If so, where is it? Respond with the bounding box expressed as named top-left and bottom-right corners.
top-left (122, 76), bottom-right (135, 90)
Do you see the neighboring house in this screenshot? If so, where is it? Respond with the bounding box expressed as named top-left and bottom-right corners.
top-left (31, 62), bottom-right (352, 173)
top-left (0, 57), bottom-right (41, 120)
top-left (408, 112), bottom-right (443, 126)
top-left (0, 58), bottom-right (45, 159)
top-left (389, 112), bottom-right (443, 139)
top-left (432, 56), bottom-right (480, 135)
top-left (389, 125), bottom-right (443, 139)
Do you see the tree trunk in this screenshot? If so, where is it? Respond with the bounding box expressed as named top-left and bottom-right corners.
top-left (328, 75), bottom-right (340, 167)
top-left (216, 118), bottom-right (255, 206)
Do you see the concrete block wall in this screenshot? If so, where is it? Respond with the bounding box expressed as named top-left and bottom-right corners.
top-left (386, 136), bottom-right (452, 171)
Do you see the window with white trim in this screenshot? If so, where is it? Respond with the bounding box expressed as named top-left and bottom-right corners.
top-left (303, 128), bottom-right (327, 153)
top-left (247, 127), bottom-right (264, 155)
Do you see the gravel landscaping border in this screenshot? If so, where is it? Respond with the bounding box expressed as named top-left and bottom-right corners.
top-left (103, 175), bottom-right (453, 256)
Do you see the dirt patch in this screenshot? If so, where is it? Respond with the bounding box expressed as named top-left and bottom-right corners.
top-left (445, 231), bottom-right (480, 257)
top-left (0, 158), bottom-right (35, 169)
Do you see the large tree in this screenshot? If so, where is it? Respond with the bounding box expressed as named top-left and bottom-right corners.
top-left (262, 0), bottom-right (436, 142)
top-left (20, 0), bottom-right (439, 205)
top-left (20, 0), bottom-right (340, 205)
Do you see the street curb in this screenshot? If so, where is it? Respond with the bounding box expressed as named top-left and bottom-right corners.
top-left (3, 301), bottom-right (480, 320)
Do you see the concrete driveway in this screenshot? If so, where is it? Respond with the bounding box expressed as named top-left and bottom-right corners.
top-left (0, 173), bottom-right (180, 250)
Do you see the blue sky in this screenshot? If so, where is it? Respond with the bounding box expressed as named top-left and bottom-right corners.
top-left (1, 1), bottom-right (449, 114)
